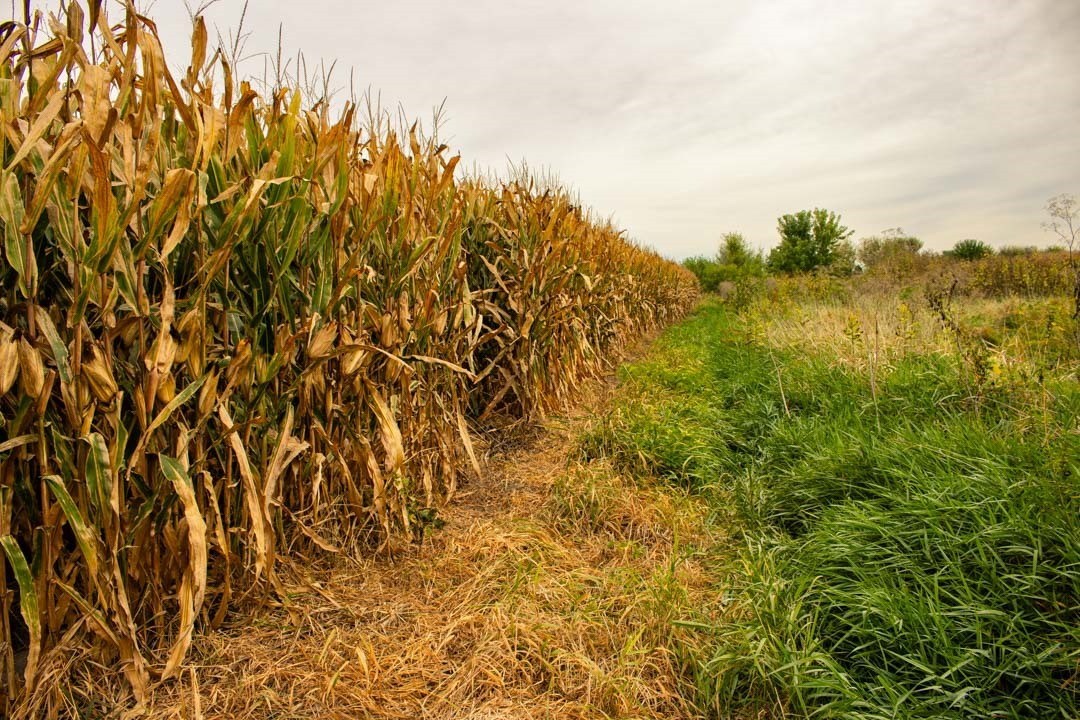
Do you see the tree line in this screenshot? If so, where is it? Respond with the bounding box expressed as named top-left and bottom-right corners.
top-left (683, 200), bottom-right (1076, 292)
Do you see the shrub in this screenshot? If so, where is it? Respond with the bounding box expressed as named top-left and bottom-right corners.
top-left (998, 245), bottom-right (1039, 256)
top-left (857, 229), bottom-right (924, 277)
top-left (684, 233), bottom-right (765, 293)
top-left (949, 238), bottom-right (994, 261)
top-left (829, 238), bottom-right (857, 276)
top-left (683, 255), bottom-right (723, 292)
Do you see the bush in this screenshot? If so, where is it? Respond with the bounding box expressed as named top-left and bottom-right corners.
top-left (683, 255), bottom-right (723, 292)
top-left (857, 229), bottom-right (924, 275)
top-left (684, 233), bottom-right (765, 293)
top-left (829, 238), bottom-right (857, 276)
top-left (998, 245), bottom-right (1039, 256)
top-left (948, 238), bottom-right (994, 261)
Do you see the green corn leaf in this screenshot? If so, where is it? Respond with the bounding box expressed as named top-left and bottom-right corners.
top-left (0, 170), bottom-right (34, 298)
top-left (142, 373), bottom-right (206, 439)
top-left (83, 432), bottom-right (111, 516)
top-left (125, 489), bottom-right (160, 547)
top-left (33, 308), bottom-right (71, 384)
top-left (1, 535), bottom-right (40, 683)
top-left (44, 475), bottom-right (99, 576)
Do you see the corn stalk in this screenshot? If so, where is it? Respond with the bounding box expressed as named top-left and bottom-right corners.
top-left (0, 3), bottom-right (699, 713)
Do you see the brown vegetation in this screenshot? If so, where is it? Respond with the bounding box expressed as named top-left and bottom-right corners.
top-left (0, 4), bottom-right (697, 714)
top-left (48, 379), bottom-right (719, 719)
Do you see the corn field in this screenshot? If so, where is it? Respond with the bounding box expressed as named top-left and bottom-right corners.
top-left (0, 2), bottom-right (697, 713)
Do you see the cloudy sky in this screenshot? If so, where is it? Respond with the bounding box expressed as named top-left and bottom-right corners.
top-left (133, 1), bottom-right (1080, 257)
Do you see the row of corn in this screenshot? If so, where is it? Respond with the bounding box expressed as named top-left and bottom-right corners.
top-left (0, 2), bottom-right (698, 712)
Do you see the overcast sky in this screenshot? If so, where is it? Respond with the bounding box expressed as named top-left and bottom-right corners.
top-left (121, 1), bottom-right (1080, 257)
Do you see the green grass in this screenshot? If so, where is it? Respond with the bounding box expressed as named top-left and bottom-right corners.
top-left (583, 298), bottom-right (1080, 719)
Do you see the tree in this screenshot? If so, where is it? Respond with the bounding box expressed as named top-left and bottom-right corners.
top-left (1044, 194), bottom-right (1078, 258)
top-left (719, 232), bottom-right (750, 267)
top-left (717, 232), bottom-right (765, 278)
top-left (767, 208), bottom-right (853, 274)
top-left (1043, 193), bottom-right (1079, 320)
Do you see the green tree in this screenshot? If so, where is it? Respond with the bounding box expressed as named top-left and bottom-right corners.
top-left (767, 209), bottom-right (853, 274)
top-left (717, 232), bottom-right (765, 279)
top-left (718, 232), bottom-right (750, 267)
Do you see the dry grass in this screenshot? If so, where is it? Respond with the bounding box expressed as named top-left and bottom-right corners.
top-left (750, 289), bottom-right (1077, 379)
top-left (35, 371), bottom-right (720, 719)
